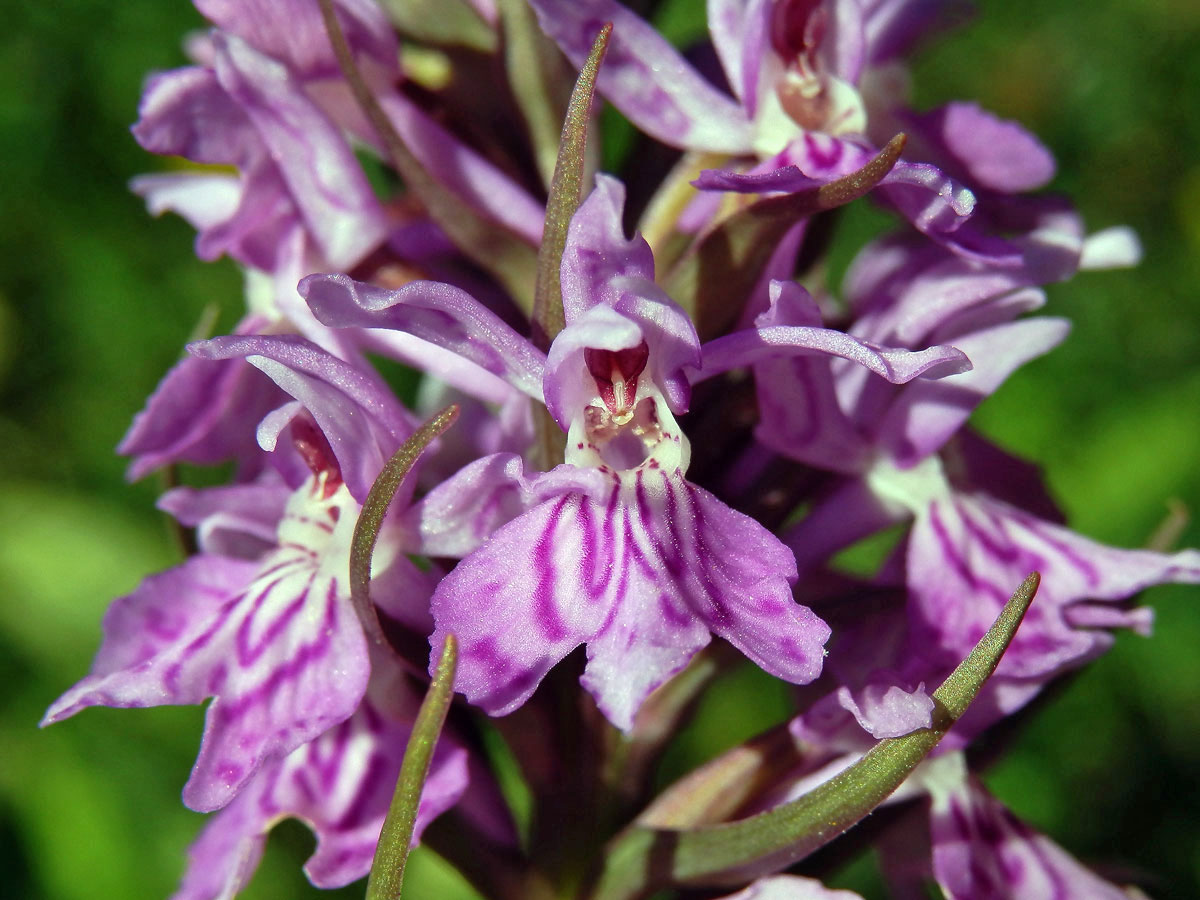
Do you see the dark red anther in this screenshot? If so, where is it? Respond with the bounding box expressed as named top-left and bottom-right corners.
top-left (585, 342), bottom-right (650, 414)
top-left (291, 415), bottom-right (344, 498)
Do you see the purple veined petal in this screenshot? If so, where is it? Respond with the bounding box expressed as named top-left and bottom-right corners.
top-left (191, 334), bottom-right (415, 504)
top-left (132, 66), bottom-right (257, 164)
top-left (589, 469), bottom-right (830, 729)
top-left (697, 280), bottom-right (971, 383)
top-left (428, 489), bottom-right (617, 720)
top-left (400, 453), bottom-right (538, 557)
top-left (846, 252), bottom-right (1033, 349)
top-left (44, 479), bottom-right (373, 812)
top-left (170, 663), bottom-right (468, 900)
top-left (927, 764), bottom-right (1135, 900)
top-left (874, 316), bottom-right (1071, 467)
top-left (707, 0), bottom-right (772, 114)
top-left (716, 875), bottom-right (866, 900)
top-left (118, 320), bottom-right (287, 482)
top-left (377, 91), bottom-right (545, 247)
top-left (195, 0), bottom-right (397, 80)
top-left (1080, 225), bottom-right (1142, 270)
top-left (159, 481), bottom-right (292, 560)
top-left (526, 0), bottom-right (754, 153)
top-left (299, 273), bottom-right (548, 400)
top-left (696, 135), bottom-right (976, 236)
top-left (900, 102), bottom-right (1056, 194)
top-left (907, 491), bottom-right (1200, 682)
top-left (212, 32), bottom-right (386, 269)
top-left (431, 465), bottom-right (831, 731)
top-left (130, 172), bottom-right (241, 232)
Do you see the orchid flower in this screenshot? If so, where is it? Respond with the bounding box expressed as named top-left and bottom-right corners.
top-left (299, 173), bottom-right (969, 729)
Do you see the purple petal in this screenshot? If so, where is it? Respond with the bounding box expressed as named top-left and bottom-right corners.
top-left (190, 334), bottom-right (415, 503)
top-left (875, 317), bottom-right (1070, 466)
top-left (698, 280), bottom-right (971, 382)
top-left (43, 481), bottom-right (373, 812)
top-left (706, 0), bottom-right (772, 114)
top-left (171, 677), bottom-right (468, 900)
top-left (401, 453), bottom-right (537, 557)
top-left (132, 66), bottom-right (256, 164)
top-left (299, 273), bottom-right (547, 400)
top-left (862, 0), bottom-right (968, 64)
top-left (930, 771), bottom-right (1134, 900)
top-left (902, 102), bottom-right (1056, 194)
top-left (212, 33), bottom-right (386, 269)
top-left (194, 0), bottom-right (397, 79)
top-left (118, 322), bottom-right (286, 481)
top-left (432, 467), bottom-right (830, 730)
top-left (908, 491), bottom-right (1200, 681)
top-left (526, 0), bottom-right (753, 152)
top-left (835, 675), bottom-right (934, 739)
top-left (558, 176), bottom-right (702, 414)
top-left (378, 91), bottom-right (545, 246)
top-left (159, 481), bottom-right (292, 559)
top-left (429, 491), bottom-right (614, 720)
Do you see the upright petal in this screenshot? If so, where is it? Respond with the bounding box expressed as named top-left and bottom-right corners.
top-left (190, 334), bottom-right (415, 503)
top-left (527, 0), bottom-right (754, 152)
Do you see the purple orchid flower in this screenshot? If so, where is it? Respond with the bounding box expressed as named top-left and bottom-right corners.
top-left (169, 647), bottom-right (469, 900)
top-left (751, 233), bottom-right (1197, 724)
top-left (299, 174), bottom-right (969, 730)
top-left (526, 0), bottom-right (1028, 244)
top-left (43, 337), bottom-right (435, 811)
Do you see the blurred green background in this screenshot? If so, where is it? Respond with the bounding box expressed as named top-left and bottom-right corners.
top-left (1, 1), bottom-right (1197, 898)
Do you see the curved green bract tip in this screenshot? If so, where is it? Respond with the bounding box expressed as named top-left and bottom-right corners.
top-left (366, 633), bottom-right (460, 900)
top-left (531, 22), bottom-right (612, 472)
top-left (665, 133), bottom-right (907, 340)
top-left (589, 572), bottom-right (1041, 900)
top-left (349, 405), bottom-right (460, 644)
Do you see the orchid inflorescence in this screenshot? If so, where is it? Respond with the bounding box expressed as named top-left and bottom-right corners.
top-left (44, 1), bottom-right (1199, 899)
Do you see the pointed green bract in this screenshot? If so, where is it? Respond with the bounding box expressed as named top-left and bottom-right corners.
top-left (588, 572), bottom-right (1041, 900)
top-left (318, 0), bottom-right (538, 310)
top-left (365, 633), bottom-right (460, 900)
top-left (349, 405), bottom-right (460, 644)
top-left (532, 21), bottom-right (612, 351)
top-left (531, 22), bottom-right (612, 471)
top-left (664, 134), bottom-right (907, 340)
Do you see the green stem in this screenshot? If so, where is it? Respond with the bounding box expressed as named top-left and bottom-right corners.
top-left (349, 406), bottom-right (459, 647)
top-left (366, 634), bottom-right (460, 900)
